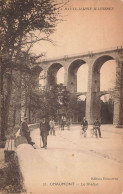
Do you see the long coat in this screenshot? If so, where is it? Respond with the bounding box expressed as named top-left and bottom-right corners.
top-left (21, 121), bottom-right (30, 136)
top-left (40, 120), bottom-right (50, 136)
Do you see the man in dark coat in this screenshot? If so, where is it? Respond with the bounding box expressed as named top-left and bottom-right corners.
top-left (81, 117), bottom-right (88, 130)
top-left (81, 117), bottom-right (88, 137)
top-left (40, 115), bottom-right (50, 149)
top-left (61, 115), bottom-right (66, 130)
top-left (93, 118), bottom-right (102, 138)
top-left (20, 117), bottom-right (35, 146)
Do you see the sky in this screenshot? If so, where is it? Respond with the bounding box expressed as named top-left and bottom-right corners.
top-left (33, 0), bottom-right (123, 58)
top-left (38, 0), bottom-right (123, 94)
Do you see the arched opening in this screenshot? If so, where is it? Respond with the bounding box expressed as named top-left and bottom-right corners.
top-left (77, 64), bottom-right (88, 92)
top-left (68, 59), bottom-right (88, 123)
top-left (93, 55), bottom-right (114, 92)
top-left (100, 94), bottom-right (114, 124)
top-left (92, 55), bottom-right (116, 123)
top-left (47, 63), bottom-right (63, 87)
top-left (100, 60), bottom-right (116, 91)
top-left (68, 59), bottom-right (88, 93)
top-left (57, 67), bottom-right (64, 84)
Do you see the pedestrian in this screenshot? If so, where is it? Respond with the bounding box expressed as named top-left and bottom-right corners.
top-left (20, 117), bottom-right (35, 146)
top-left (93, 118), bottom-right (102, 138)
top-left (81, 117), bottom-right (88, 137)
top-left (49, 117), bottom-right (55, 136)
top-left (40, 115), bottom-right (50, 149)
top-left (61, 115), bottom-right (66, 130)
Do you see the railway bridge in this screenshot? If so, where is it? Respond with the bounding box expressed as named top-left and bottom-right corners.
top-left (29, 47), bottom-right (123, 125)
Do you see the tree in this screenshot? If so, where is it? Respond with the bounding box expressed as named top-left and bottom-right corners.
top-left (28, 84), bottom-right (71, 122)
top-left (0, 0), bottom-right (68, 141)
top-left (0, 0), bottom-right (66, 56)
top-left (35, 84), bottom-right (68, 120)
top-left (26, 82), bottom-right (84, 125)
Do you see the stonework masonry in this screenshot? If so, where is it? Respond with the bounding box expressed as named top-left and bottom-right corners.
top-left (1, 48), bottom-right (123, 133)
top-left (37, 48), bottom-right (123, 125)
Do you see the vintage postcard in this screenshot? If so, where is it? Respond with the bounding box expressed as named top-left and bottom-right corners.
top-left (0, 0), bottom-right (123, 194)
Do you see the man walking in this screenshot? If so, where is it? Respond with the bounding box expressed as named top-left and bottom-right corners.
top-left (49, 117), bottom-right (55, 136)
top-left (81, 117), bottom-right (88, 137)
top-left (40, 115), bottom-right (50, 149)
top-left (93, 118), bottom-right (102, 138)
top-left (61, 115), bottom-right (66, 130)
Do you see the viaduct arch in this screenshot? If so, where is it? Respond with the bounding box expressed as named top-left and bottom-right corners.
top-left (47, 63), bottom-right (63, 87)
top-left (30, 47), bottom-right (123, 125)
top-left (67, 59), bottom-right (87, 93)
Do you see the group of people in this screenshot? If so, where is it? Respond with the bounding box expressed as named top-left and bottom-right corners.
top-left (81, 117), bottom-right (102, 138)
top-left (20, 115), bottom-right (56, 149)
top-left (20, 115), bottom-right (102, 150)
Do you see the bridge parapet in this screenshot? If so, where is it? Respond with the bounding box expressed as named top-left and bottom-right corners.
top-left (40, 46), bottom-right (123, 63)
top-left (21, 47), bottom-right (123, 126)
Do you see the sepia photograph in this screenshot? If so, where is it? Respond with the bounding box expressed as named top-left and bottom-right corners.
top-left (0, 0), bottom-right (123, 193)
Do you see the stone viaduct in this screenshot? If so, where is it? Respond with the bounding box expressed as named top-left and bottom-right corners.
top-left (30, 47), bottom-right (123, 125)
